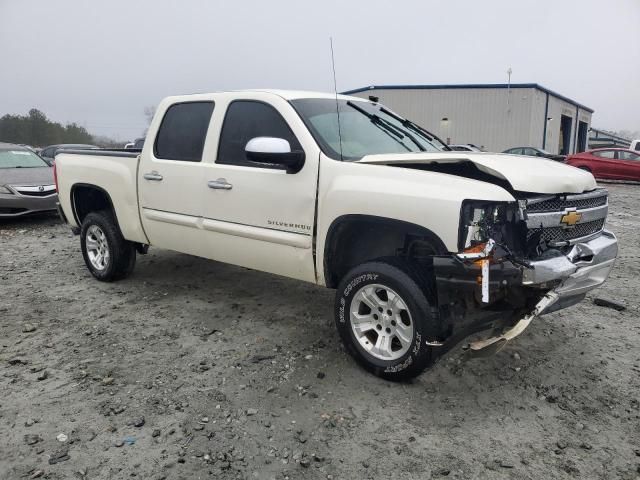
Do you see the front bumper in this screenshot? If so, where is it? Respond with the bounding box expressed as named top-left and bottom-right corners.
top-left (522, 230), bottom-right (618, 314)
top-left (0, 192), bottom-right (58, 217)
top-left (432, 230), bottom-right (618, 352)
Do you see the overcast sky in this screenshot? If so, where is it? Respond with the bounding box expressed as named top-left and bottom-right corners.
top-left (1, 0), bottom-right (638, 140)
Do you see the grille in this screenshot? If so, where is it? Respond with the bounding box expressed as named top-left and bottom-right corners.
top-left (17, 190), bottom-right (56, 197)
top-left (526, 193), bottom-right (607, 213)
top-left (0, 207), bottom-right (27, 214)
top-left (527, 218), bottom-right (605, 244)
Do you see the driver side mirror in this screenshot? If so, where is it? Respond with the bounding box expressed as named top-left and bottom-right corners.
top-left (245, 137), bottom-right (305, 173)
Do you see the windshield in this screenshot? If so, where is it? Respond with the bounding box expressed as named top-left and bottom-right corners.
top-left (291, 99), bottom-right (445, 161)
top-left (0, 148), bottom-right (49, 169)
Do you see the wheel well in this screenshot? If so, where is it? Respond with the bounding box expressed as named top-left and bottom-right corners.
top-left (323, 215), bottom-right (448, 288)
top-left (71, 184), bottom-right (115, 225)
top-left (577, 165), bottom-right (592, 172)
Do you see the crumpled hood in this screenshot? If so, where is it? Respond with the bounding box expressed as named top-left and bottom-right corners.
top-left (357, 152), bottom-right (597, 194)
top-left (0, 167), bottom-right (54, 186)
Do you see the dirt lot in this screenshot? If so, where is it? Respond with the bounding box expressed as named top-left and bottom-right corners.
top-left (1, 184), bottom-right (639, 480)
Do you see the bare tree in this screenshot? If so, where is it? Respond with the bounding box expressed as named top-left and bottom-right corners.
top-left (143, 106), bottom-right (156, 136)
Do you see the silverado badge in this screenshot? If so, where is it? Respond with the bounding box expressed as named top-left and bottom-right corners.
top-left (560, 210), bottom-right (582, 227)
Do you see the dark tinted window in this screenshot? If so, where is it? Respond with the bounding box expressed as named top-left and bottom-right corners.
top-left (41, 147), bottom-right (54, 158)
top-left (154, 102), bottom-right (214, 161)
top-left (217, 101), bottom-right (301, 167)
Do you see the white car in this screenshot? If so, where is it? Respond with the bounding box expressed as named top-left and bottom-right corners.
top-left (55, 90), bottom-right (617, 380)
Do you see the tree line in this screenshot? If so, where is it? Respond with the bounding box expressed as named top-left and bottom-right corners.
top-left (0, 109), bottom-right (95, 147)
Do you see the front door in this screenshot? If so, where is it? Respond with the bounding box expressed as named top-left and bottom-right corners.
top-left (200, 96), bottom-right (320, 282)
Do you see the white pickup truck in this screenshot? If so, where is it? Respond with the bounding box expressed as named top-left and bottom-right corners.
top-left (55, 90), bottom-right (618, 380)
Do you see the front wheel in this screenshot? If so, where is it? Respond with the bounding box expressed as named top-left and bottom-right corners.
top-left (334, 259), bottom-right (440, 381)
top-left (80, 210), bottom-right (136, 282)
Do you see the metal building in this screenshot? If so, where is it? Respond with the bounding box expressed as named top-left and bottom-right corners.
top-left (344, 84), bottom-right (593, 154)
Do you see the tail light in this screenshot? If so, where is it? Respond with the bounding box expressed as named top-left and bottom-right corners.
top-left (53, 162), bottom-right (58, 192)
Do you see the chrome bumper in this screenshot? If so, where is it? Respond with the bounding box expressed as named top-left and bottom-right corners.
top-left (522, 230), bottom-right (618, 314)
top-left (468, 230), bottom-right (618, 353)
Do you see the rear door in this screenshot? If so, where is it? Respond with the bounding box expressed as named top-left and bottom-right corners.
top-left (138, 100), bottom-right (215, 255)
top-left (200, 94), bottom-right (320, 282)
top-left (617, 151), bottom-right (640, 180)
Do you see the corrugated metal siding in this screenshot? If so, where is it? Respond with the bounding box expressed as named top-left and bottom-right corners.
top-left (528, 90), bottom-right (547, 149)
top-left (351, 87), bottom-right (537, 152)
top-left (543, 97), bottom-right (592, 154)
top-left (351, 87), bottom-right (591, 154)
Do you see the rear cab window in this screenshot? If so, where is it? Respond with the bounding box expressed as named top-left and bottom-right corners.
top-left (154, 102), bottom-right (214, 162)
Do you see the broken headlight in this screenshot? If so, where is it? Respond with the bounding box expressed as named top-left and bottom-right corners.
top-left (458, 200), bottom-right (518, 251)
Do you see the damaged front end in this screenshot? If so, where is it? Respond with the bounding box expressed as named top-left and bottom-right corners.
top-left (431, 189), bottom-right (618, 355)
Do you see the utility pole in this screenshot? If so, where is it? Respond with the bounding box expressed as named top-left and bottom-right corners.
top-left (506, 67), bottom-right (512, 112)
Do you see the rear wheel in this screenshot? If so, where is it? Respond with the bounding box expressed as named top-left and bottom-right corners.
top-left (80, 210), bottom-right (136, 281)
top-left (334, 259), bottom-right (440, 381)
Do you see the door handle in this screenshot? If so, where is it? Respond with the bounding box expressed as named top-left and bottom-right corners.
top-left (143, 171), bottom-right (163, 181)
top-left (208, 178), bottom-right (233, 190)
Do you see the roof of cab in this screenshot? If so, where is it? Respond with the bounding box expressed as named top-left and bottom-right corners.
top-left (165, 89), bottom-right (362, 102)
top-left (245, 89), bottom-right (360, 101)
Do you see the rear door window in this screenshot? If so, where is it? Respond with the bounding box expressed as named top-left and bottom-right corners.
top-left (216, 100), bottom-right (301, 168)
top-left (619, 151), bottom-right (640, 161)
top-left (154, 102), bottom-right (214, 162)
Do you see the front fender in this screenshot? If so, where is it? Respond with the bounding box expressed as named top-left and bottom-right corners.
top-left (316, 159), bottom-right (515, 285)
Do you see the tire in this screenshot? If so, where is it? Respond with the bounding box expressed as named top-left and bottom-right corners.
top-left (80, 210), bottom-right (136, 282)
top-left (334, 258), bottom-right (440, 381)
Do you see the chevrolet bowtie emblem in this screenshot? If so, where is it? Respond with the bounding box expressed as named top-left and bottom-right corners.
top-left (560, 210), bottom-right (582, 227)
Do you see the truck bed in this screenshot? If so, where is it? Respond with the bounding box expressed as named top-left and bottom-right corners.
top-left (55, 150), bottom-right (148, 244)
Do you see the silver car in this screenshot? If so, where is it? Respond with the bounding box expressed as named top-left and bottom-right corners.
top-left (0, 143), bottom-right (58, 218)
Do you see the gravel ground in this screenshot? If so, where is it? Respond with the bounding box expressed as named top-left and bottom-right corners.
top-left (1, 184), bottom-right (639, 480)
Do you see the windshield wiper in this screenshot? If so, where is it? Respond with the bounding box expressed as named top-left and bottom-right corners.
top-left (379, 107), bottom-right (451, 151)
top-left (346, 101), bottom-right (425, 152)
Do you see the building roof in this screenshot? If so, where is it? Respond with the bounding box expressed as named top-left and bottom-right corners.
top-left (589, 128), bottom-right (632, 143)
top-left (342, 83), bottom-right (594, 113)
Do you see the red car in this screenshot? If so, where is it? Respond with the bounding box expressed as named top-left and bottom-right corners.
top-left (566, 148), bottom-right (640, 181)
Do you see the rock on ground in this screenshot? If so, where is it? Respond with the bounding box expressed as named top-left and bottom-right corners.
top-left (0, 184), bottom-right (639, 479)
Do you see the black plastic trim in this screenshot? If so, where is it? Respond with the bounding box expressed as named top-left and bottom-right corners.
top-left (57, 149), bottom-right (140, 158)
top-left (323, 214), bottom-right (449, 288)
top-left (69, 183), bottom-right (117, 226)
